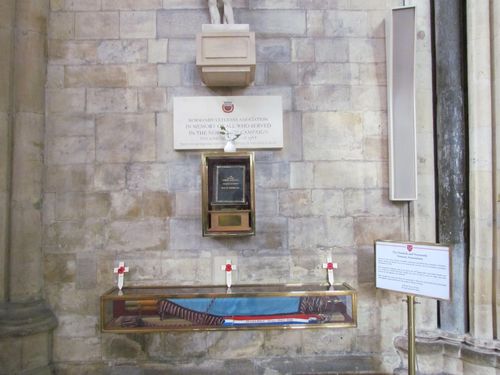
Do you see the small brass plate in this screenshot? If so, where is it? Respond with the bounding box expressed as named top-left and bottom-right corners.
top-left (209, 212), bottom-right (250, 232)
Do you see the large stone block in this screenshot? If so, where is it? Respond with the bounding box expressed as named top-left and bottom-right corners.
top-left (256, 38), bottom-right (291, 62)
top-left (97, 40), bottom-right (147, 64)
top-left (324, 10), bottom-right (369, 37)
top-left (110, 190), bottom-right (142, 219)
top-left (48, 12), bottom-right (74, 40)
top-left (161, 257), bottom-right (212, 283)
top-left (288, 216), bottom-right (354, 249)
top-left (102, 0), bottom-right (162, 10)
top-left (167, 38), bottom-right (196, 63)
top-left (255, 163), bottom-right (289, 188)
top-left (44, 220), bottom-right (105, 253)
top-left (47, 65), bottom-right (64, 88)
top-left (268, 63), bottom-right (298, 85)
top-left (263, 330), bottom-right (302, 356)
top-left (143, 191), bottom-right (174, 217)
top-left (76, 255), bottom-right (98, 289)
top-left (351, 85), bottom-right (387, 111)
top-left (250, 0), bottom-right (300, 9)
top-left (237, 10), bottom-right (306, 36)
top-left (237, 255), bottom-right (290, 283)
top-left (299, 63), bottom-right (357, 85)
top-left (47, 136), bottom-right (95, 165)
top-left (120, 11), bottom-right (156, 39)
top-left (59, 0), bottom-right (101, 11)
top-left (233, 86), bottom-right (293, 111)
top-left (168, 163), bottom-right (200, 191)
top-left (206, 331), bottom-right (265, 359)
top-left (158, 64), bottom-right (183, 86)
top-left (294, 85), bottom-right (350, 111)
top-left (291, 38), bottom-right (314, 62)
top-left (96, 113), bottom-right (155, 162)
top-left (302, 329), bottom-right (355, 354)
top-left (75, 12), bottom-right (119, 40)
top-left (157, 10), bottom-right (209, 38)
top-left (53, 336), bottom-right (101, 362)
top-left (279, 190), bottom-right (312, 217)
top-left (289, 162), bottom-right (314, 189)
top-left (303, 111), bottom-right (363, 160)
top-left (315, 38), bottom-right (349, 62)
top-left (354, 216), bottom-right (403, 246)
top-left (255, 189), bottom-right (278, 216)
top-left (311, 189), bottom-right (345, 216)
top-left (349, 38), bottom-right (386, 63)
top-left (54, 192), bottom-right (85, 220)
top-left (359, 62), bottom-right (386, 85)
top-left (94, 164), bottom-right (126, 191)
top-left (175, 191), bottom-right (201, 217)
top-left (87, 88), bottom-right (138, 113)
top-left (169, 218), bottom-right (201, 250)
top-left (314, 161), bottom-right (371, 189)
top-left (344, 189), bottom-right (401, 217)
top-left (48, 40), bottom-right (98, 65)
top-left (46, 113), bottom-right (94, 137)
top-left (307, 9), bottom-right (324, 36)
top-left (47, 88), bottom-right (85, 113)
top-left (65, 65), bottom-right (127, 88)
top-left (139, 87), bottom-right (167, 111)
top-left (43, 253), bottom-right (76, 284)
top-left (127, 163), bottom-right (169, 191)
top-left (44, 164), bottom-right (94, 193)
top-left (106, 218), bottom-right (167, 252)
top-left (155, 332), bottom-right (204, 359)
top-left (55, 314), bottom-right (98, 337)
top-left (148, 39), bottom-right (168, 63)
top-left (127, 64), bottom-right (158, 86)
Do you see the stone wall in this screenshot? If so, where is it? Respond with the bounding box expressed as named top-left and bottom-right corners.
top-left (44, 0), bottom-right (421, 373)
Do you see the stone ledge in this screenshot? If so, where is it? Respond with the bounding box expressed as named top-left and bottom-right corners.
top-left (0, 300), bottom-right (57, 337)
top-left (54, 355), bottom-right (380, 374)
top-left (394, 332), bottom-right (500, 374)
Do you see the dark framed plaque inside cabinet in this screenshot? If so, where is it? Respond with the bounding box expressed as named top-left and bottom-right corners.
top-left (201, 152), bottom-right (255, 237)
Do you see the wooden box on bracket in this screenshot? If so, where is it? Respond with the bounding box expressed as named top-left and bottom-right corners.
top-left (196, 24), bottom-right (256, 87)
top-left (201, 152), bottom-right (255, 237)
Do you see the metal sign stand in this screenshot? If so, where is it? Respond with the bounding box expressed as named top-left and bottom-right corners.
top-left (406, 295), bottom-right (416, 375)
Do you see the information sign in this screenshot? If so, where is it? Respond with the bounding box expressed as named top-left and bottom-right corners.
top-left (375, 240), bottom-right (450, 300)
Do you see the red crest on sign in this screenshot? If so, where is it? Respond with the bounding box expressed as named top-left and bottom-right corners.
top-left (222, 101), bottom-right (234, 113)
top-left (407, 244), bottom-right (413, 252)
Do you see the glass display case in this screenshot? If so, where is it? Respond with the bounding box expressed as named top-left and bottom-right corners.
top-left (100, 283), bottom-right (357, 333)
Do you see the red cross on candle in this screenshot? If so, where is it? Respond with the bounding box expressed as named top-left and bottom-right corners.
top-left (113, 261), bottom-right (129, 290)
top-left (322, 257), bottom-right (338, 286)
top-left (221, 259), bottom-right (236, 288)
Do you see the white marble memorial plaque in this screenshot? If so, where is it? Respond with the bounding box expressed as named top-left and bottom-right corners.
top-left (173, 96), bottom-right (283, 150)
top-left (375, 240), bottom-right (450, 300)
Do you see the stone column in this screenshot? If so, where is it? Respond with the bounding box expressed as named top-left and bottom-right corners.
top-left (467, 0), bottom-right (494, 340)
top-left (0, 1), bottom-right (57, 374)
top-left (433, 0), bottom-right (469, 335)
top-left (0, 0), bottom-right (14, 305)
top-left (493, 0), bottom-right (500, 341)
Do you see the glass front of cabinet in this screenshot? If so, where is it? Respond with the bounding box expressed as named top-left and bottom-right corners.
top-left (101, 283), bottom-right (357, 333)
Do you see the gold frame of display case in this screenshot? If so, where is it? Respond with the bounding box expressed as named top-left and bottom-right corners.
top-left (201, 152), bottom-right (255, 237)
top-left (100, 283), bottom-right (357, 333)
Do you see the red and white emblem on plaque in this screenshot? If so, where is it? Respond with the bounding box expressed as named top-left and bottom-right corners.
top-left (222, 101), bottom-right (234, 113)
top-left (407, 244), bottom-right (413, 252)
